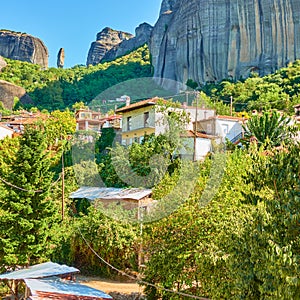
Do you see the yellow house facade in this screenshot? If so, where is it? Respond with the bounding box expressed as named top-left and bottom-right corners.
top-left (116, 98), bottom-right (165, 145)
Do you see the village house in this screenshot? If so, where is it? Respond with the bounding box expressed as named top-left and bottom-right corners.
top-left (180, 130), bottom-right (220, 161)
top-left (75, 108), bottom-right (103, 132)
top-left (115, 96), bottom-right (216, 146)
top-left (1, 111), bottom-right (49, 134)
top-left (196, 115), bottom-right (247, 144)
top-left (70, 187), bottom-right (154, 218)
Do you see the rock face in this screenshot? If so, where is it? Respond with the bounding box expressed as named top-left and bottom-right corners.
top-left (57, 48), bottom-right (65, 68)
top-left (86, 27), bottom-right (133, 66)
top-left (0, 30), bottom-right (48, 69)
top-left (0, 56), bottom-right (7, 71)
top-left (150, 0), bottom-right (300, 86)
top-left (103, 23), bottom-right (153, 62)
top-left (0, 80), bottom-right (33, 110)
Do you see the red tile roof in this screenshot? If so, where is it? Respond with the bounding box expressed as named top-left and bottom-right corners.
top-left (206, 115), bottom-right (247, 121)
top-left (115, 97), bottom-right (161, 113)
top-left (182, 130), bottom-right (217, 139)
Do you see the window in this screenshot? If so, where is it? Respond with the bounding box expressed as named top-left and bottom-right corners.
top-left (127, 116), bottom-right (132, 131)
top-left (144, 112), bottom-right (149, 127)
top-left (222, 124), bottom-right (229, 135)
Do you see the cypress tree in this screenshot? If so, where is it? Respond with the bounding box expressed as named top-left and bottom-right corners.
top-left (0, 127), bottom-right (59, 269)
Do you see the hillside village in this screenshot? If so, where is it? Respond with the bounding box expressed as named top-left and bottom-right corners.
top-left (1, 0), bottom-right (300, 298)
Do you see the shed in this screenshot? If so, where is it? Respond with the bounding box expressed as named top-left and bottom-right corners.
top-left (70, 187), bottom-right (154, 213)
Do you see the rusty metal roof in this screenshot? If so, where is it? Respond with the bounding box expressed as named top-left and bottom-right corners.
top-left (25, 278), bottom-right (112, 300)
top-left (0, 262), bottom-right (79, 280)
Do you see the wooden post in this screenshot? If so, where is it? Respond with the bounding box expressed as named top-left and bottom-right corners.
top-left (137, 205), bottom-right (143, 269)
top-left (61, 151), bottom-right (65, 221)
top-left (193, 91), bottom-right (199, 162)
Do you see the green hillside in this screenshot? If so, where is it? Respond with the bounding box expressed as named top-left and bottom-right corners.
top-left (1, 44), bottom-right (300, 114)
top-left (0, 45), bottom-right (152, 111)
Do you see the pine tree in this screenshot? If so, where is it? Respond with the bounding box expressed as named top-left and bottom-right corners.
top-left (0, 127), bottom-right (60, 270)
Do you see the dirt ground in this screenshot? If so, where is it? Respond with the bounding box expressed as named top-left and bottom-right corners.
top-left (77, 276), bottom-right (144, 294)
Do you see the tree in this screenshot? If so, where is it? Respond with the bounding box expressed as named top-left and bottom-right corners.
top-left (44, 110), bottom-right (76, 149)
top-left (228, 142), bottom-right (300, 299)
top-left (142, 150), bottom-right (251, 299)
top-left (242, 110), bottom-right (298, 148)
top-left (0, 127), bottom-right (60, 270)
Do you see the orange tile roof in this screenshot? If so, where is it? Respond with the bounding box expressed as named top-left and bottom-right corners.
top-left (206, 115), bottom-right (247, 121)
top-left (115, 97), bottom-right (161, 113)
top-left (182, 130), bottom-right (217, 139)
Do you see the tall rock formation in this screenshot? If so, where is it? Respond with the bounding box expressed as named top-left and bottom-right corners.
top-left (103, 23), bottom-right (153, 62)
top-left (150, 0), bottom-right (300, 86)
top-left (0, 30), bottom-right (48, 69)
top-left (0, 56), bottom-right (7, 71)
top-left (86, 27), bottom-right (133, 66)
top-left (0, 80), bottom-right (33, 110)
top-left (57, 48), bottom-right (65, 68)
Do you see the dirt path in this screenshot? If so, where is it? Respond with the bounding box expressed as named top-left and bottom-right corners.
top-left (77, 276), bottom-right (144, 295)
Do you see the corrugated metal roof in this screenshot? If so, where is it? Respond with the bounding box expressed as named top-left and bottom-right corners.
top-left (0, 262), bottom-right (79, 280)
top-left (25, 278), bottom-right (112, 300)
top-left (70, 187), bottom-right (152, 201)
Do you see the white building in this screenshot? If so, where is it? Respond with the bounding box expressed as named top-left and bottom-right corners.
top-left (0, 123), bottom-right (14, 140)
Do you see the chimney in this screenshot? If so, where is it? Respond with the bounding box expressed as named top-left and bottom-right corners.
top-left (125, 95), bottom-right (131, 106)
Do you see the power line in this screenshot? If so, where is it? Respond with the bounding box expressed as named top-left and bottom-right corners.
top-left (0, 176), bottom-right (43, 193)
top-left (76, 225), bottom-right (210, 300)
top-left (0, 173), bottom-right (62, 194)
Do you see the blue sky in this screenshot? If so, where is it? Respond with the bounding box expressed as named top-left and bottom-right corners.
top-left (1, 0), bottom-right (162, 68)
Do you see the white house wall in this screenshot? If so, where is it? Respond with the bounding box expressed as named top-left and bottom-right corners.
top-left (154, 111), bottom-right (168, 135)
top-left (181, 138), bottom-right (212, 160)
top-left (215, 119), bottom-right (243, 141)
top-left (0, 126), bottom-right (13, 140)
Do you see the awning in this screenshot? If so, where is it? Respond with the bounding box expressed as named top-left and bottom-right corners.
top-left (0, 262), bottom-right (79, 280)
top-left (25, 277), bottom-right (112, 299)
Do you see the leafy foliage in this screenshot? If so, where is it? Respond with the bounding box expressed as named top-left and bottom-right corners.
top-left (242, 110), bottom-right (298, 148)
top-left (0, 45), bottom-right (152, 112)
top-left (54, 206), bottom-right (139, 276)
top-left (0, 128), bottom-right (61, 270)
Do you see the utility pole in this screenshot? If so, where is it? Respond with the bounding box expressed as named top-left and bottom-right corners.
top-left (193, 91), bottom-right (199, 162)
top-left (138, 206), bottom-right (143, 270)
top-left (61, 150), bottom-right (65, 221)
top-left (185, 91), bottom-right (189, 106)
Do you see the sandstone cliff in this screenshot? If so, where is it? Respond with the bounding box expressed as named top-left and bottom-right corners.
top-left (150, 0), bottom-right (300, 86)
top-left (86, 27), bottom-right (133, 66)
top-left (0, 30), bottom-right (48, 69)
top-left (0, 80), bottom-right (33, 110)
top-left (103, 23), bottom-right (153, 62)
top-left (57, 48), bottom-right (65, 68)
top-left (0, 56), bottom-right (7, 71)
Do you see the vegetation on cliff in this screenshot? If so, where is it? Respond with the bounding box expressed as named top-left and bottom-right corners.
top-left (0, 44), bottom-right (151, 111)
